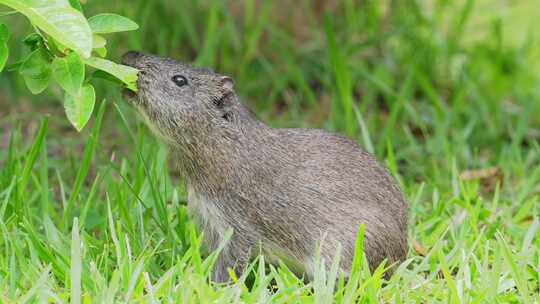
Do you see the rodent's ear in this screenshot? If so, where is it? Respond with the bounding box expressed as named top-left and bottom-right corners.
top-left (219, 76), bottom-right (234, 95)
top-left (213, 76), bottom-right (235, 111)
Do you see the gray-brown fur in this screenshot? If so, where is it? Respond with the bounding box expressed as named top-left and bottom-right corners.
top-left (121, 51), bottom-right (408, 282)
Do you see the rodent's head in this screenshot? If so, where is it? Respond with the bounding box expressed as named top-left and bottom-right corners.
top-left (121, 51), bottom-right (246, 146)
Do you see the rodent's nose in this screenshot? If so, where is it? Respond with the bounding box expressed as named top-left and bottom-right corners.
top-left (121, 51), bottom-right (143, 67)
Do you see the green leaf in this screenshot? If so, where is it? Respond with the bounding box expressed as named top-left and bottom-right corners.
top-left (0, 0), bottom-right (92, 57)
top-left (19, 48), bottom-right (51, 94)
top-left (64, 84), bottom-right (95, 131)
top-left (20, 48), bottom-right (50, 77)
top-left (92, 34), bottom-right (106, 49)
top-left (68, 0), bottom-right (82, 12)
top-left (94, 47), bottom-right (107, 58)
top-left (84, 57), bottom-right (138, 91)
top-left (23, 75), bottom-right (50, 94)
top-left (90, 70), bottom-right (121, 84)
top-left (52, 52), bottom-right (84, 96)
top-left (88, 13), bottom-right (139, 34)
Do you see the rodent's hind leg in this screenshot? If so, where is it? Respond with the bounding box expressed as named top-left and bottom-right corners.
top-left (211, 254), bottom-right (231, 283)
top-left (211, 238), bottom-right (251, 283)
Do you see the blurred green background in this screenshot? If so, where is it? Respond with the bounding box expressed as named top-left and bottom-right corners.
top-left (1, 0), bottom-right (539, 183)
top-left (0, 0), bottom-right (540, 171)
top-left (1, 0), bottom-right (540, 302)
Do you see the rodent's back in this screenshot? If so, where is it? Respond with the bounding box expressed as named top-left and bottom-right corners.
top-left (273, 127), bottom-right (407, 222)
top-left (249, 127), bottom-right (408, 272)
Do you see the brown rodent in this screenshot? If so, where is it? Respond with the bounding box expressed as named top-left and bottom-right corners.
top-left (121, 51), bottom-right (408, 282)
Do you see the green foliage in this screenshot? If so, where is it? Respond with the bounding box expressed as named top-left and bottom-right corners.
top-left (63, 84), bottom-right (95, 131)
top-left (52, 52), bottom-right (84, 96)
top-left (0, 0), bottom-right (92, 57)
top-left (85, 56), bottom-right (138, 92)
top-left (19, 47), bottom-right (51, 94)
top-left (0, 0), bottom-right (139, 131)
top-left (88, 13), bottom-right (139, 34)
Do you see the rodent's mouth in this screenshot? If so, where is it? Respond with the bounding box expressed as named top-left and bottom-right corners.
top-left (121, 51), bottom-right (143, 104)
top-left (122, 87), bottom-right (138, 101)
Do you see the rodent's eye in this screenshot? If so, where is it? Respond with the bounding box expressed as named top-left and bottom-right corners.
top-left (171, 75), bottom-right (188, 87)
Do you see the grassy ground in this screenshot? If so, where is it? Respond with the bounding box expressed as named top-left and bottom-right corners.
top-left (1, 0), bottom-right (540, 302)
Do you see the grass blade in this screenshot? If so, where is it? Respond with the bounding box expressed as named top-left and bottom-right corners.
top-left (62, 99), bottom-right (106, 229)
top-left (70, 217), bottom-right (82, 304)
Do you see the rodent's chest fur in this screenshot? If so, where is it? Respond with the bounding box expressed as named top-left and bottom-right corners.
top-left (186, 182), bottom-right (307, 272)
top-left (186, 184), bottom-right (226, 241)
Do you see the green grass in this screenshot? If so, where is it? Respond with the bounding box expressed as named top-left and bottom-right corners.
top-left (1, 0), bottom-right (540, 302)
